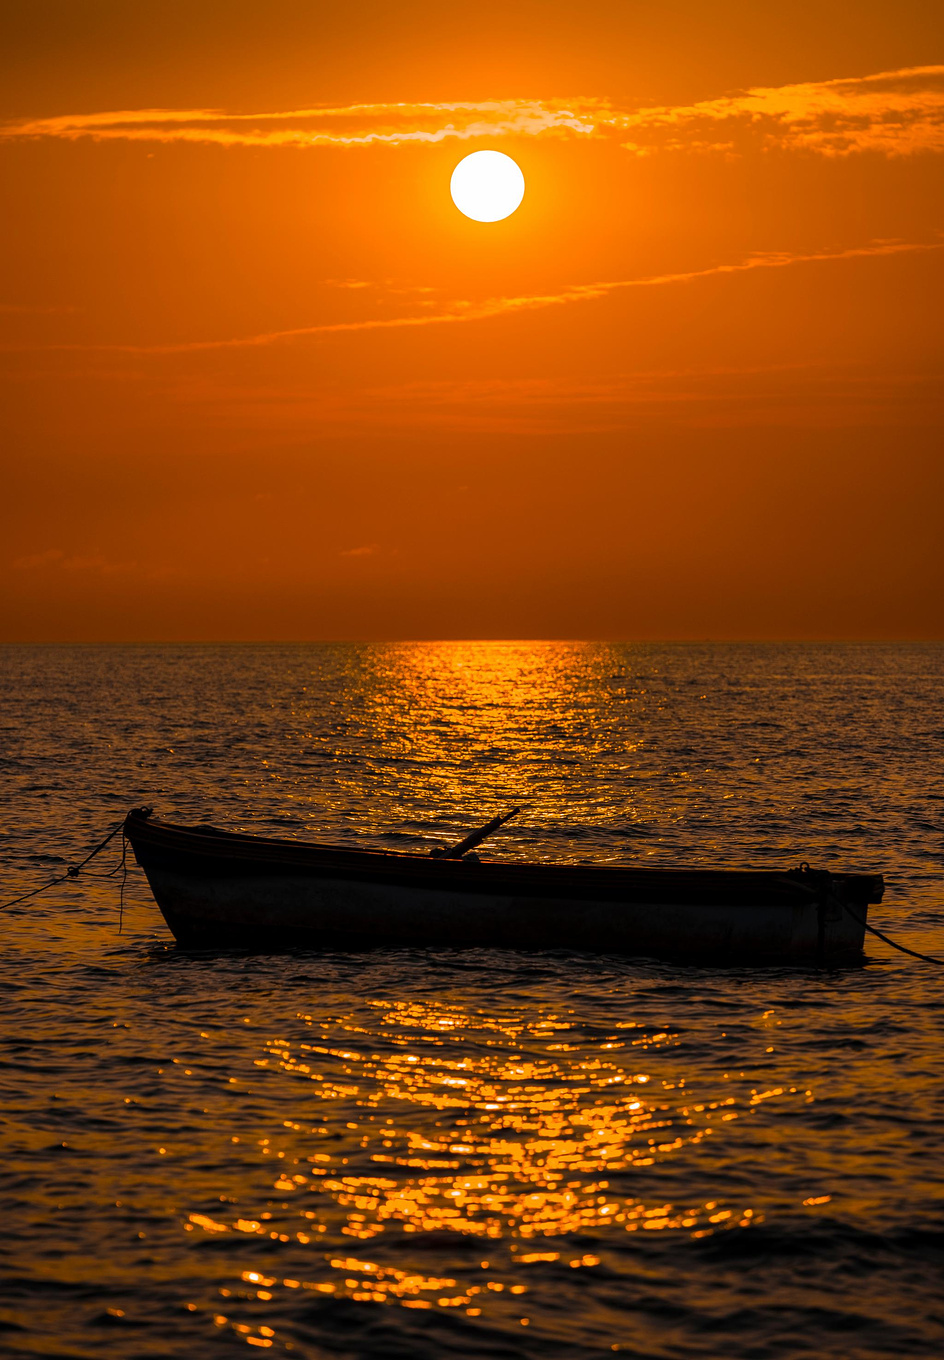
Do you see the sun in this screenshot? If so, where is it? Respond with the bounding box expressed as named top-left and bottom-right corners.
top-left (450, 150), bottom-right (525, 223)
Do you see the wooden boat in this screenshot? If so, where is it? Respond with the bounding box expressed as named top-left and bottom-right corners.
top-left (124, 807), bottom-right (883, 961)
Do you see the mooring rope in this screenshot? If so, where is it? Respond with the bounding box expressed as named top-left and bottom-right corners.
top-left (0, 818), bottom-right (127, 912)
top-left (842, 902), bottom-right (944, 966)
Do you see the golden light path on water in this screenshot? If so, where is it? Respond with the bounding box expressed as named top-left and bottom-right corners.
top-left (182, 996), bottom-right (805, 1348)
top-left (275, 641), bottom-right (703, 870)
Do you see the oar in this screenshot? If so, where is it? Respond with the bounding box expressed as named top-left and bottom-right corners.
top-left (433, 807), bottom-right (521, 860)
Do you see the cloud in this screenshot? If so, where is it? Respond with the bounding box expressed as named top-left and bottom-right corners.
top-left (13, 548), bottom-right (65, 570)
top-left (0, 100), bottom-right (595, 150)
top-left (3, 67), bottom-right (942, 158)
top-left (616, 65), bottom-right (944, 158)
top-left (146, 361), bottom-right (944, 440)
top-left (339, 544), bottom-right (381, 557)
top-left (0, 303), bottom-right (77, 313)
top-left (9, 237), bottom-right (935, 356)
top-left (11, 548), bottom-right (140, 574)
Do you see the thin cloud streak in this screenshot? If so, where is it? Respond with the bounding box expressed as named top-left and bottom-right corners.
top-left (13, 239), bottom-right (937, 356)
top-left (157, 362), bottom-right (944, 440)
top-left (1, 100), bottom-right (595, 148)
top-left (3, 67), bottom-right (942, 157)
top-left (11, 548), bottom-right (142, 575)
top-left (0, 303), bottom-right (77, 313)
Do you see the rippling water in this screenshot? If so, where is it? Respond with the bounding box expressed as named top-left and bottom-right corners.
top-left (2, 643), bottom-right (943, 1358)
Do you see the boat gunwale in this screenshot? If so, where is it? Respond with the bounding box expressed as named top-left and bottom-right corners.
top-left (123, 811), bottom-right (885, 906)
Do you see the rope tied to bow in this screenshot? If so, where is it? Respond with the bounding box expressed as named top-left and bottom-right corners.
top-left (0, 817), bottom-right (130, 915)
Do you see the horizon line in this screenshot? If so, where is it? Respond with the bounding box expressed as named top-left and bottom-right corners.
top-left (1, 638), bottom-right (942, 647)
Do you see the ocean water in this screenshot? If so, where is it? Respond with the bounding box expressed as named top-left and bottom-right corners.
top-left (1, 642), bottom-right (943, 1359)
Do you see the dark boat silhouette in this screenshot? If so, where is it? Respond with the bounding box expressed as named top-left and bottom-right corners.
top-left (123, 808), bottom-right (883, 961)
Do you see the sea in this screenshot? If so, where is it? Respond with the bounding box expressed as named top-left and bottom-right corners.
top-left (1, 642), bottom-right (943, 1359)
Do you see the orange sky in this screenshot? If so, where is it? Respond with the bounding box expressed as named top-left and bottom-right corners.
top-left (1, 1), bottom-right (942, 641)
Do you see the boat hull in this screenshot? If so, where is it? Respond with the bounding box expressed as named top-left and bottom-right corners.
top-left (125, 811), bottom-right (883, 962)
top-left (144, 865), bottom-right (870, 959)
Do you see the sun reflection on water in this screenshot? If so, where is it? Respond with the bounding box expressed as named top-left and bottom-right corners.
top-left (282, 642), bottom-right (665, 862)
top-left (187, 994), bottom-right (775, 1347)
